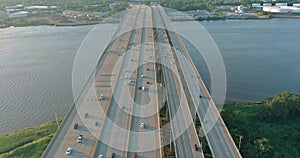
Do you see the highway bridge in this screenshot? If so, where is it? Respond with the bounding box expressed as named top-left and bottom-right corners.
top-left (42, 4), bottom-right (241, 158)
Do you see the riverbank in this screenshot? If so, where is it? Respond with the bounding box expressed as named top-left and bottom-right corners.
top-left (0, 14), bottom-right (276, 29)
top-left (0, 13), bottom-right (121, 29)
top-left (0, 118), bottom-right (62, 158)
top-left (219, 92), bottom-right (300, 157)
top-left (1, 92), bottom-right (299, 157)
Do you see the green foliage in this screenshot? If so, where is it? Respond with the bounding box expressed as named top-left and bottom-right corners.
top-left (160, 0), bottom-right (206, 11)
top-left (110, 2), bottom-right (129, 15)
top-left (143, 1), bottom-right (151, 6)
top-left (0, 118), bottom-right (63, 157)
top-left (0, 135), bottom-right (53, 158)
top-left (221, 92), bottom-right (300, 158)
top-left (0, 0), bottom-right (128, 13)
top-left (253, 138), bottom-right (273, 157)
top-left (159, 0), bottom-right (225, 19)
top-left (258, 92), bottom-right (300, 121)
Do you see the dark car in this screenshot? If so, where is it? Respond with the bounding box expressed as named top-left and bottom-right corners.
top-left (74, 123), bottom-right (78, 129)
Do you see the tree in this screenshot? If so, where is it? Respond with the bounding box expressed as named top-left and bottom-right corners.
top-left (258, 92), bottom-right (300, 121)
top-left (254, 138), bottom-right (273, 157)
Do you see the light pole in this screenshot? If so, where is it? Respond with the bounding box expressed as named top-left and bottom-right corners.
top-left (238, 135), bottom-right (243, 150)
top-left (55, 112), bottom-right (59, 128)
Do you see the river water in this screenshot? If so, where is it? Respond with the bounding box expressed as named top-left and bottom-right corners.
top-left (199, 19), bottom-right (300, 102)
top-left (0, 19), bottom-right (299, 134)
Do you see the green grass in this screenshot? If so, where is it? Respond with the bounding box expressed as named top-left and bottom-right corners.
top-left (1, 92), bottom-right (299, 157)
top-left (221, 100), bottom-right (300, 158)
top-left (0, 118), bottom-right (62, 158)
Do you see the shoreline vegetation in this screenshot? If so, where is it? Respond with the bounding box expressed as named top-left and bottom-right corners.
top-left (0, 118), bottom-right (63, 158)
top-left (220, 92), bottom-right (300, 158)
top-left (1, 92), bottom-right (299, 157)
top-left (1, 0), bottom-right (300, 29)
top-left (0, 0), bottom-right (129, 29)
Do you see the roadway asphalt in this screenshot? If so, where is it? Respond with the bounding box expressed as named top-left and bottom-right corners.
top-left (95, 5), bottom-right (162, 158)
top-left (43, 4), bottom-right (237, 158)
top-left (94, 6), bottom-right (144, 157)
top-left (42, 6), bottom-right (141, 158)
top-left (127, 6), bottom-right (161, 158)
top-left (156, 5), bottom-right (242, 158)
top-left (152, 5), bottom-right (204, 158)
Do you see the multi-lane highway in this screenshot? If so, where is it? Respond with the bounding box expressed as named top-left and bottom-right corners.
top-left (155, 5), bottom-right (242, 158)
top-left (152, 6), bottom-right (204, 158)
top-left (42, 3), bottom-right (241, 158)
top-left (126, 6), bottom-right (162, 158)
top-left (42, 6), bottom-right (143, 158)
top-left (94, 5), bottom-right (162, 158)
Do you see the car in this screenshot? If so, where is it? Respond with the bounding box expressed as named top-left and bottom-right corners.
top-left (141, 75), bottom-right (144, 78)
top-left (77, 134), bottom-right (83, 143)
top-left (66, 147), bottom-right (72, 155)
top-left (98, 155), bottom-right (103, 158)
top-left (74, 123), bottom-right (78, 129)
top-left (133, 153), bottom-right (137, 158)
top-left (112, 153), bottom-right (116, 158)
top-left (140, 122), bottom-right (145, 128)
top-left (142, 87), bottom-right (145, 91)
top-left (99, 94), bottom-right (104, 100)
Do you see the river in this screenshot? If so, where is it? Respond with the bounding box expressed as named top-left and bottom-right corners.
top-left (0, 19), bottom-right (299, 134)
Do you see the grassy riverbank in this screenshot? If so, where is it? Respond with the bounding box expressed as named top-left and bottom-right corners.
top-left (1, 92), bottom-right (299, 157)
top-left (220, 92), bottom-right (300, 158)
top-left (0, 118), bottom-right (62, 158)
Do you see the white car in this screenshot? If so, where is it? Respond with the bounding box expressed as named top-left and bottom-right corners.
top-left (77, 135), bottom-right (83, 143)
top-left (140, 123), bottom-right (145, 129)
top-left (99, 94), bottom-right (104, 100)
top-left (66, 147), bottom-right (72, 155)
top-left (98, 155), bottom-right (103, 158)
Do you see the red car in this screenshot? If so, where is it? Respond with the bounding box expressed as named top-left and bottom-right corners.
top-left (133, 153), bottom-right (137, 158)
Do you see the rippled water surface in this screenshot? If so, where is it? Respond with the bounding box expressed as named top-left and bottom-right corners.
top-left (176, 18), bottom-right (300, 102)
top-left (0, 24), bottom-right (117, 134)
top-left (0, 19), bottom-right (299, 134)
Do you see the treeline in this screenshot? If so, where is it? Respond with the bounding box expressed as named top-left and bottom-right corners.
top-left (221, 92), bottom-right (300, 157)
top-left (0, 0), bottom-right (129, 13)
top-left (159, 0), bottom-right (225, 20)
top-left (159, 0), bottom-right (206, 11)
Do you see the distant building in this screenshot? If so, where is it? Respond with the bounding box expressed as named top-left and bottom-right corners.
top-left (263, 6), bottom-right (300, 13)
top-left (263, 3), bottom-right (272, 7)
top-left (9, 11), bottom-right (28, 18)
top-left (275, 3), bottom-right (287, 7)
top-left (252, 3), bottom-right (263, 10)
top-left (5, 4), bottom-right (23, 12)
top-left (293, 3), bottom-right (300, 8)
top-left (5, 4), bottom-right (23, 9)
top-left (235, 5), bottom-right (244, 14)
top-left (24, 6), bottom-right (57, 10)
top-left (62, 10), bottom-right (109, 19)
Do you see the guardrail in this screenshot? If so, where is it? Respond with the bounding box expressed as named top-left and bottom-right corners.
top-left (42, 18), bottom-right (125, 157)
